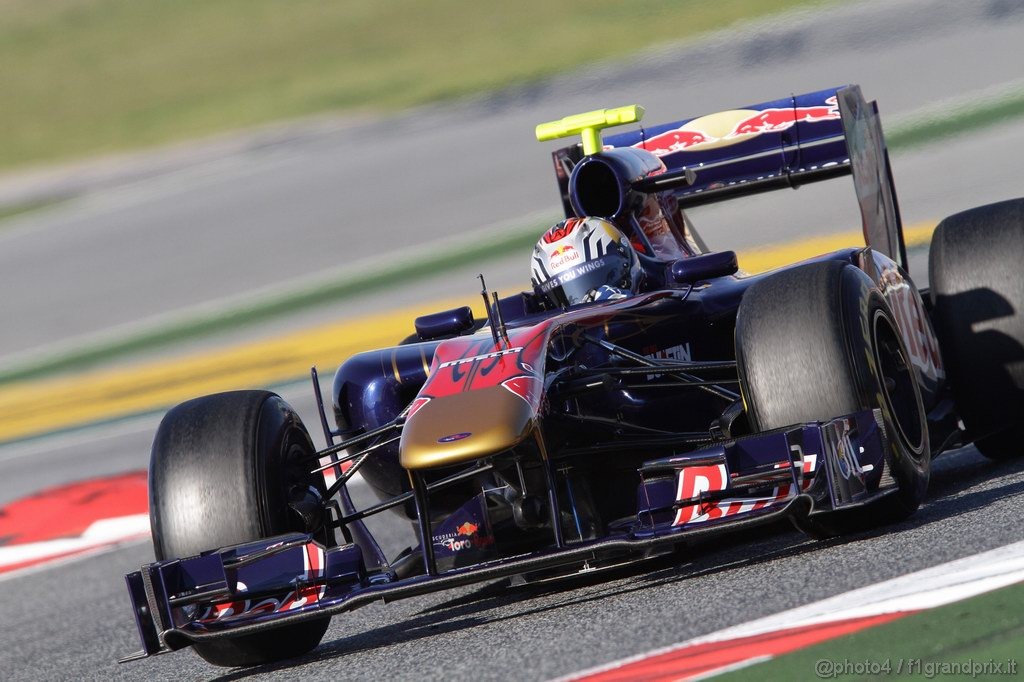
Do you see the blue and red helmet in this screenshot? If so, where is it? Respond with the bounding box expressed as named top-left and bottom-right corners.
top-left (530, 217), bottom-right (643, 308)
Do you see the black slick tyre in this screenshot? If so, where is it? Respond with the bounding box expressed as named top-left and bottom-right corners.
top-left (735, 260), bottom-right (930, 536)
top-left (149, 390), bottom-right (330, 667)
top-left (928, 198), bottom-right (1024, 459)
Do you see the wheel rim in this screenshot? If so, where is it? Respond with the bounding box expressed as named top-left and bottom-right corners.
top-left (281, 435), bottom-right (327, 536)
top-left (872, 309), bottom-right (926, 458)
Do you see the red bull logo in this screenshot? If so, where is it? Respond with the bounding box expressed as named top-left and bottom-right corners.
top-left (637, 129), bottom-right (717, 156)
top-left (631, 97), bottom-right (841, 156)
top-left (726, 96), bottom-right (840, 138)
top-left (434, 520), bottom-right (493, 552)
top-left (549, 244), bottom-right (580, 270)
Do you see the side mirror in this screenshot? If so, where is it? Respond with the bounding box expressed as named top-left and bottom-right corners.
top-left (670, 251), bottom-right (738, 285)
top-left (414, 306), bottom-right (475, 341)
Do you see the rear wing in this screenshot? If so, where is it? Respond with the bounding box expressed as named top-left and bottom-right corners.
top-left (549, 85), bottom-right (907, 269)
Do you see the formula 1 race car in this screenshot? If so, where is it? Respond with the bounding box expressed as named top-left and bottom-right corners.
top-left (121, 85), bottom-right (1024, 667)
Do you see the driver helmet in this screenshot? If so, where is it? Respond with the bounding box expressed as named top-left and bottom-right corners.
top-left (530, 217), bottom-right (643, 309)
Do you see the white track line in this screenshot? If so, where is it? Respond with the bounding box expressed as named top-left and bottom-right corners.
top-left (0, 537), bottom-right (151, 584)
top-left (0, 514), bottom-right (151, 568)
top-left (560, 539), bottom-right (1024, 681)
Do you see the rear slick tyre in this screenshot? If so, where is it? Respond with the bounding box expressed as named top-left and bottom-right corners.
top-left (149, 390), bottom-right (330, 667)
top-left (735, 260), bottom-right (930, 537)
top-left (928, 198), bottom-right (1024, 460)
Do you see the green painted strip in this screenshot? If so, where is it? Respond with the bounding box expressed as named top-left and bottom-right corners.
top-left (887, 83), bottom-right (1024, 150)
top-left (716, 581), bottom-right (1024, 681)
top-left (0, 221), bottom-right (547, 386)
top-left (0, 197), bottom-right (65, 227)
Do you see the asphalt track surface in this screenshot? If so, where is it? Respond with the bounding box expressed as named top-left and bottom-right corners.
top-left (3, 428), bottom-right (1024, 682)
top-left (3, 1), bottom-right (1024, 680)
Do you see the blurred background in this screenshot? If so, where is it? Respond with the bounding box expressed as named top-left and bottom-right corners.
top-left (1, 0), bottom-right (1023, 677)
top-left (2, 0), bottom-right (1023, 450)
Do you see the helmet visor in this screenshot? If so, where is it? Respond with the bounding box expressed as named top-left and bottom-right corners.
top-left (536, 252), bottom-right (632, 308)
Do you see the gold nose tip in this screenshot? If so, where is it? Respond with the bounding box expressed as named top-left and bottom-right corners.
top-left (400, 386), bottom-right (536, 469)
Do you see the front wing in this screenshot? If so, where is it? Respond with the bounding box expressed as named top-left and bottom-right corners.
top-left (122, 409), bottom-right (894, 661)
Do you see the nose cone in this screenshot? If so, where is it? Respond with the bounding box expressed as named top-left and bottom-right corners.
top-left (400, 386), bottom-right (537, 470)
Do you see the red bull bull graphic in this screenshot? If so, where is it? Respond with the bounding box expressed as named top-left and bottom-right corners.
top-left (629, 95), bottom-right (842, 157)
top-left (432, 503), bottom-right (494, 555)
top-left (726, 96), bottom-right (840, 138)
top-left (636, 129), bottom-right (717, 156)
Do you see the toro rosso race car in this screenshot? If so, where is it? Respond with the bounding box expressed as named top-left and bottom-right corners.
top-left (121, 85), bottom-right (1024, 667)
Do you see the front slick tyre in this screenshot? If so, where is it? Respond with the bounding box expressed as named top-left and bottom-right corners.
top-left (735, 260), bottom-right (930, 537)
top-left (149, 390), bottom-right (330, 667)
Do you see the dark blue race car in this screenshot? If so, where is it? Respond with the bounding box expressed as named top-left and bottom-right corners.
top-left (122, 85), bottom-right (1024, 667)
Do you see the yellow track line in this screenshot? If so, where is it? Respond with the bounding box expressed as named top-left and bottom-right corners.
top-left (0, 223), bottom-right (936, 444)
top-left (738, 222), bottom-right (935, 274)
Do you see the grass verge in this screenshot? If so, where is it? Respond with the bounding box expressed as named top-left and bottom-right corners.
top-left (718, 580), bottom-right (1024, 681)
top-left (1, 0), bottom-right (831, 171)
top-left (0, 198), bottom-right (64, 226)
top-left (887, 83), bottom-right (1024, 150)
